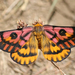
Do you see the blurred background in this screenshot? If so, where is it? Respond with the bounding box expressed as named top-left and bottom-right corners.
top-left (0, 0), bottom-right (75, 75)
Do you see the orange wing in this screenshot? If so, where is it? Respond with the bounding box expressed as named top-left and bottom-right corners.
top-left (10, 34), bottom-right (38, 65)
top-left (41, 33), bottom-right (71, 62)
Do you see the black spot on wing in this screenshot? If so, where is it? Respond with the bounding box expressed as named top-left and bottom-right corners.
top-left (10, 32), bottom-right (17, 39)
top-left (59, 29), bottom-right (66, 36)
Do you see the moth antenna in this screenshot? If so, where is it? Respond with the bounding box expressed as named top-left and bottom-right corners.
top-left (17, 20), bottom-right (28, 29)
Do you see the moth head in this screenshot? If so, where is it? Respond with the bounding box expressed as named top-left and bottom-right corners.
top-left (32, 21), bottom-right (44, 35)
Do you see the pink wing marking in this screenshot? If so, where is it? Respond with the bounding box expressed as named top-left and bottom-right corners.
top-left (44, 31), bottom-right (53, 38)
top-left (0, 27), bottom-right (33, 52)
top-left (19, 32), bottom-right (32, 46)
top-left (23, 31), bottom-right (32, 40)
top-left (19, 27), bottom-right (33, 46)
top-left (44, 26), bottom-right (55, 34)
top-left (44, 25), bottom-right (58, 43)
top-left (19, 40), bottom-right (25, 46)
top-left (22, 27), bottom-right (32, 36)
top-left (52, 38), bottom-right (58, 43)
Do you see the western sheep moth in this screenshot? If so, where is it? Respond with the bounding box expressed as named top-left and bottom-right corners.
top-left (0, 20), bottom-right (75, 65)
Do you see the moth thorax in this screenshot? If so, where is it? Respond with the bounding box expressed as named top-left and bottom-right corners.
top-left (33, 25), bottom-right (43, 36)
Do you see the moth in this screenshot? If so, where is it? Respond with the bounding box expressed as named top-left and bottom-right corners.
top-left (0, 20), bottom-right (75, 65)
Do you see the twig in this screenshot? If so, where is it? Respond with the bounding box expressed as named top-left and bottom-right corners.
top-left (2, 0), bottom-right (20, 16)
top-left (48, 0), bottom-right (75, 24)
top-left (0, 0), bottom-right (23, 23)
top-left (56, 8), bottom-right (75, 21)
top-left (30, 63), bottom-right (35, 75)
top-left (63, 0), bottom-right (74, 14)
top-left (33, 60), bottom-right (71, 75)
top-left (18, 0), bottom-right (29, 15)
top-left (20, 0), bottom-right (29, 11)
top-left (51, 61), bottom-right (66, 75)
top-left (47, 0), bottom-right (58, 24)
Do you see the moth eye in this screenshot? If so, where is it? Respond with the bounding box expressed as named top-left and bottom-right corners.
top-left (59, 29), bottom-right (66, 36)
top-left (10, 32), bottom-right (17, 39)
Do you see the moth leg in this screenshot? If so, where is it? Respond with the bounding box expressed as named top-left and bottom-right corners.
top-left (17, 20), bottom-right (28, 29)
